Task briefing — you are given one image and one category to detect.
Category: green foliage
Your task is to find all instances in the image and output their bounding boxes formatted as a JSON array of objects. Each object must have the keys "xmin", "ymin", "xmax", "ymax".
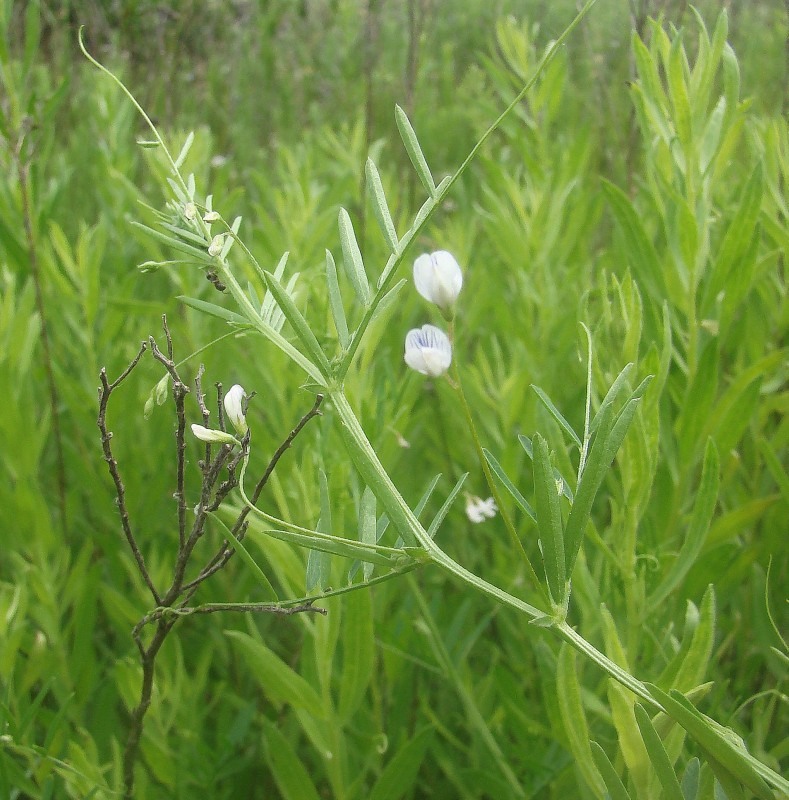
[{"xmin": 0, "ymin": 1, "xmax": 786, "ymax": 798}]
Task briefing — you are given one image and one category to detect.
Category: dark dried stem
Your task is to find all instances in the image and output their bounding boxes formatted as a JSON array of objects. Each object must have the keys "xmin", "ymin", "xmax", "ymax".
[
  {"xmin": 149, "ymin": 318, "xmax": 189, "ymax": 549},
  {"xmin": 123, "ymin": 618, "xmax": 173, "ymax": 799},
  {"xmin": 181, "ymin": 393, "xmax": 324, "ymax": 595},
  {"xmin": 97, "ymin": 344, "xmax": 161, "ymax": 604}
]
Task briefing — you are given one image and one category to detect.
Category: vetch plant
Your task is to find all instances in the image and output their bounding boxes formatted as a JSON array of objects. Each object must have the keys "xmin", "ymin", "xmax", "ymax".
[
  {"xmin": 97, "ymin": 318, "xmax": 326, "ymax": 799},
  {"xmin": 80, "ymin": 3, "xmax": 788, "ymax": 798}
]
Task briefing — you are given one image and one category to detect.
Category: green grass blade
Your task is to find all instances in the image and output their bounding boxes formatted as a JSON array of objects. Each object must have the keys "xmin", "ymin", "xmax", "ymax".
[
  {"xmin": 556, "ymin": 644, "xmax": 606, "ymax": 798},
  {"xmin": 590, "ymin": 742, "xmax": 633, "ymax": 800},
  {"xmin": 359, "ymin": 486, "xmax": 377, "ymax": 580},
  {"xmin": 226, "ymin": 631, "xmax": 326, "ymax": 718},
  {"xmin": 261, "ymin": 718, "xmax": 322, "ymax": 800},
  {"xmin": 325, "ymin": 249, "xmax": 349, "ymax": 348},
  {"xmin": 532, "ymin": 385, "xmax": 583, "ymax": 449},
  {"xmin": 483, "ymin": 448, "xmax": 537, "ymax": 522},
  {"xmin": 533, "ymin": 433, "xmax": 566, "ymax": 605},
  {"xmin": 634, "ymin": 703, "xmax": 685, "ymax": 798},
  {"xmin": 426, "ymin": 473, "xmax": 468, "ymax": 540},
  {"xmin": 648, "ymin": 440, "xmax": 719, "ymax": 610}
]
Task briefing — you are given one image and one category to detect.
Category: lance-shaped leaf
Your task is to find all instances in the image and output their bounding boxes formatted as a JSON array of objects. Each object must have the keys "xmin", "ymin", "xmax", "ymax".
[
  {"xmin": 359, "ymin": 487, "xmax": 377, "ymax": 581},
  {"xmin": 589, "ymin": 362, "xmax": 635, "ymax": 436},
  {"xmin": 178, "ymin": 296, "xmax": 249, "ymax": 326},
  {"xmin": 263, "ymin": 270, "xmax": 332, "ymax": 379},
  {"xmin": 518, "ymin": 436, "xmax": 574, "ymax": 502},
  {"xmin": 646, "ymin": 684, "xmax": 783, "ymax": 800},
  {"xmin": 395, "ymin": 104, "xmax": 437, "ymax": 196},
  {"xmin": 349, "ymin": 473, "xmax": 441, "ymax": 580},
  {"xmin": 306, "ymin": 471, "xmax": 333, "ymax": 592},
  {"xmin": 173, "ymin": 131, "xmax": 195, "ymax": 170},
  {"xmin": 564, "ymin": 375, "xmax": 652, "ymax": 576},
  {"xmin": 260, "ymin": 252, "xmax": 289, "ymax": 321},
  {"xmin": 210, "ymin": 513, "xmax": 277, "ymax": 600},
  {"xmin": 338, "ymin": 208, "xmax": 371, "ymax": 305},
  {"xmin": 590, "ymin": 743, "xmax": 632, "ymax": 800},
  {"xmin": 325, "ymin": 249, "xmax": 349, "ymax": 348},
  {"xmin": 557, "ymin": 645, "xmax": 606, "ymax": 797},
  {"xmin": 648, "ymin": 442, "xmax": 719, "ymax": 610},
  {"xmin": 483, "ymin": 448, "xmax": 537, "ymax": 522},
  {"xmin": 426, "ymin": 473, "xmax": 468, "ymax": 540},
  {"xmin": 131, "ymin": 221, "xmax": 216, "ymax": 266},
  {"xmin": 337, "ymin": 421, "xmax": 418, "ymax": 548},
  {"xmin": 532, "ymin": 386, "xmax": 583, "ymax": 449},
  {"xmin": 366, "ymin": 158, "xmax": 399, "ymax": 252},
  {"xmin": 533, "ymin": 433, "xmax": 566, "ymax": 605},
  {"xmin": 633, "ymin": 704, "xmax": 684, "ymax": 798},
  {"xmin": 369, "ymin": 278, "xmax": 406, "ymax": 327},
  {"xmin": 245, "ymin": 519, "xmax": 397, "ymax": 567}
]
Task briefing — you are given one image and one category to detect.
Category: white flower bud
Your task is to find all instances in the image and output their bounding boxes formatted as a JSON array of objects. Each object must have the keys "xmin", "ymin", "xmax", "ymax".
[
  {"xmin": 208, "ymin": 234, "xmax": 224, "ymax": 257},
  {"xmin": 190, "ymin": 424, "xmax": 239, "ymax": 446},
  {"xmin": 203, "ymin": 210, "xmax": 220, "ymax": 223},
  {"xmin": 223, "ymin": 384, "xmax": 248, "ymax": 436},
  {"xmin": 413, "ymin": 250, "xmax": 463, "ymax": 318},
  {"xmin": 184, "ymin": 202, "xmax": 197, "ymax": 221},
  {"xmin": 404, "ymin": 324, "xmax": 452, "ymax": 377}
]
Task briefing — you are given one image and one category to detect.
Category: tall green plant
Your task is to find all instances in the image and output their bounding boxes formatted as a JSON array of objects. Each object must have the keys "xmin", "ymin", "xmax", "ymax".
[{"xmin": 77, "ymin": 2, "xmax": 788, "ymax": 798}]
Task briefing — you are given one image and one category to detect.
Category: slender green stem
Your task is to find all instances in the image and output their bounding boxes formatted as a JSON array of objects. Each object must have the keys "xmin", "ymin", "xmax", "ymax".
[
  {"xmin": 215, "ymin": 260, "xmax": 328, "ymax": 385},
  {"xmin": 336, "ymin": 0, "xmax": 599, "ymax": 380},
  {"xmin": 449, "ymin": 352, "xmax": 547, "ymax": 602},
  {"xmin": 330, "ymin": 391, "xmax": 544, "ymax": 618},
  {"xmin": 79, "ymin": 29, "xmax": 188, "ymax": 199},
  {"xmin": 236, "ymin": 451, "xmax": 406, "ymax": 558}
]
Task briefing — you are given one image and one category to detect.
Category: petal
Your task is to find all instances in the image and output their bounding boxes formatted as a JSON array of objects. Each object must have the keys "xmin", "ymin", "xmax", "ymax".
[
  {"xmin": 191, "ymin": 424, "xmax": 239, "ymax": 445},
  {"xmin": 223, "ymin": 384, "xmax": 248, "ymax": 435}
]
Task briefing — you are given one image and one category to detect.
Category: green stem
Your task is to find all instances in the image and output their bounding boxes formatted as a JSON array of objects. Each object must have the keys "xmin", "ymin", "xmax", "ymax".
[
  {"xmin": 330, "ymin": 392, "xmax": 544, "ymax": 618},
  {"xmin": 330, "ymin": 391, "xmax": 667, "ymax": 713},
  {"xmin": 336, "ymin": 0, "xmax": 599, "ymax": 380},
  {"xmin": 449, "ymin": 353, "xmax": 547, "ymax": 603}
]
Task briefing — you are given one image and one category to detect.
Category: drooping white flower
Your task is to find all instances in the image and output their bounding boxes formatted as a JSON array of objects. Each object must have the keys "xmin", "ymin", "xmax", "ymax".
[
  {"xmin": 223, "ymin": 384, "xmax": 248, "ymax": 435},
  {"xmin": 190, "ymin": 424, "xmax": 239, "ymax": 446},
  {"xmin": 465, "ymin": 495, "xmax": 497, "ymax": 524},
  {"xmin": 413, "ymin": 250, "xmax": 463, "ymax": 318},
  {"xmin": 404, "ymin": 324, "xmax": 452, "ymax": 377},
  {"xmin": 203, "ymin": 210, "xmax": 220, "ymax": 223}
]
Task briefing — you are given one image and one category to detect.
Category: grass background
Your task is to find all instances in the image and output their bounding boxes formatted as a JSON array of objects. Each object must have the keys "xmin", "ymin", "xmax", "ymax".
[{"xmin": 0, "ymin": 0, "xmax": 787, "ymax": 797}]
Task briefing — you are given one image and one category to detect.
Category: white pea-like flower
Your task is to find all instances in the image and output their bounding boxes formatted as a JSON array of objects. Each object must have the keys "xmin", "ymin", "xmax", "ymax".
[
  {"xmin": 223, "ymin": 384, "xmax": 248, "ymax": 436},
  {"xmin": 465, "ymin": 495, "xmax": 497, "ymax": 524},
  {"xmin": 190, "ymin": 424, "xmax": 239, "ymax": 446},
  {"xmin": 404, "ymin": 324, "xmax": 452, "ymax": 377},
  {"xmin": 203, "ymin": 210, "xmax": 220, "ymax": 223},
  {"xmin": 413, "ymin": 250, "xmax": 463, "ymax": 318}
]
